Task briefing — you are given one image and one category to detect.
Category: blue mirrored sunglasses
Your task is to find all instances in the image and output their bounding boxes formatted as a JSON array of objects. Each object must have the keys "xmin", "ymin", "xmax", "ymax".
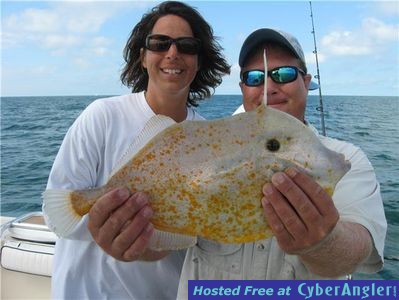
[{"xmin": 241, "ymin": 66, "xmax": 306, "ymax": 87}]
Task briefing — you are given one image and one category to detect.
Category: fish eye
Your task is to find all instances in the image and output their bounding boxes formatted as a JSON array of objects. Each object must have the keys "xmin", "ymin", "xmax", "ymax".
[{"xmin": 266, "ymin": 138, "xmax": 280, "ymax": 152}]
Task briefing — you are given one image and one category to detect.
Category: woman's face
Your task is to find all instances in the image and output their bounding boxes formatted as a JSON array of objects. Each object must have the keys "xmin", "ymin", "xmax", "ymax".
[{"xmin": 142, "ymin": 14, "xmax": 199, "ymax": 99}]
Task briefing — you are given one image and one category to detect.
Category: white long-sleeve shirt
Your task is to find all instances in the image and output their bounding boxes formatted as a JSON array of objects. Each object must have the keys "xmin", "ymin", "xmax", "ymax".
[
  {"xmin": 177, "ymin": 105, "xmax": 386, "ymax": 299},
  {"xmin": 45, "ymin": 92, "xmax": 204, "ymax": 299}
]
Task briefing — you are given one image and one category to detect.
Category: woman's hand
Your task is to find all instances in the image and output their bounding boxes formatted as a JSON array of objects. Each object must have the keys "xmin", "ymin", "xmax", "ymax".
[{"xmin": 88, "ymin": 188, "xmax": 157, "ymax": 261}]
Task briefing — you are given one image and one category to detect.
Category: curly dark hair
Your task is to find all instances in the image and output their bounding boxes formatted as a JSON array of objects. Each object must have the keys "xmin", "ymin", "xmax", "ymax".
[{"xmin": 120, "ymin": 1, "xmax": 230, "ymax": 107}]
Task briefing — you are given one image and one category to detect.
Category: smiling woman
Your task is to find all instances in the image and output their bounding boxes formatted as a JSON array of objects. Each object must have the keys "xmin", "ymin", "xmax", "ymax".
[{"xmin": 40, "ymin": 1, "xmax": 230, "ymax": 299}]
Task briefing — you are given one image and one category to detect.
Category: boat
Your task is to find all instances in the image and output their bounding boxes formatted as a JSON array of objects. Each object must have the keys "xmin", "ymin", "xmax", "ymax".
[{"xmin": 1, "ymin": 211, "xmax": 55, "ymax": 299}]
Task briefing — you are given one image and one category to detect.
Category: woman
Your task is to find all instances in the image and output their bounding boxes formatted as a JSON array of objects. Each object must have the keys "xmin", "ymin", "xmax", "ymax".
[{"xmin": 44, "ymin": 1, "xmax": 230, "ymax": 299}]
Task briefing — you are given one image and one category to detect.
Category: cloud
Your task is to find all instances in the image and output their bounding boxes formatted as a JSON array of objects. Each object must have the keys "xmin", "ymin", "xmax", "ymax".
[
  {"xmin": 320, "ymin": 17, "xmax": 398, "ymax": 57},
  {"xmin": 56, "ymin": 2, "xmax": 125, "ymax": 33},
  {"xmin": 3, "ymin": 64, "xmax": 57, "ymax": 77},
  {"xmin": 321, "ymin": 31, "xmax": 371, "ymax": 56},
  {"xmin": 92, "ymin": 36, "xmax": 111, "ymax": 46},
  {"xmin": 363, "ymin": 17, "xmax": 398, "ymax": 43},
  {"xmin": 73, "ymin": 57, "xmax": 91, "ymax": 69},
  {"xmin": 1, "ymin": 32, "xmax": 20, "ymax": 48},
  {"xmin": 2, "ymin": 2, "xmax": 132, "ymax": 50},
  {"xmin": 3, "ymin": 8, "xmax": 60, "ymax": 33},
  {"xmin": 92, "ymin": 47, "xmax": 108, "ymax": 56},
  {"xmin": 375, "ymin": 1, "xmax": 399, "ymax": 16},
  {"xmin": 1, "ymin": 1, "xmax": 145, "ymax": 96},
  {"xmin": 31, "ymin": 65, "xmax": 57, "ymax": 76},
  {"xmin": 43, "ymin": 34, "xmax": 81, "ymax": 48}
]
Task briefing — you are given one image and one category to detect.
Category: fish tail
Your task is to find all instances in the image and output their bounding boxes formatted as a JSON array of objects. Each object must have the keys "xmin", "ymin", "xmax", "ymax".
[
  {"xmin": 42, "ymin": 189, "xmax": 81, "ymax": 237},
  {"xmin": 149, "ymin": 229, "xmax": 197, "ymax": 250}
]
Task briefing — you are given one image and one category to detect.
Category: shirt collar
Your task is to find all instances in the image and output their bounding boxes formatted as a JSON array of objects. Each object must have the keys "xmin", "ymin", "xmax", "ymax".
[{"xmin": 305, "ymin": 120, "xmax": 321, "ymax": 136}]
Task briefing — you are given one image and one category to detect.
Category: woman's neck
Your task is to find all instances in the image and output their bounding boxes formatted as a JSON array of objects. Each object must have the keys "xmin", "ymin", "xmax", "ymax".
[{"xmin": 145, "ymin": 90, "xmax": 189, "ymax": 122}]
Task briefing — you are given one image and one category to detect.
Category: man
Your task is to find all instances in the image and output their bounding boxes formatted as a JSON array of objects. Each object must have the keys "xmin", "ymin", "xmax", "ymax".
[{"xmin": 177, "ymin": 28, "xmax": 386, "ymax": 297}]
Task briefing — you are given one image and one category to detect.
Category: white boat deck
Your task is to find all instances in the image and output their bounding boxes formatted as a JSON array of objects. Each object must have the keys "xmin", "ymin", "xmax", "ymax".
[
  {"xmin": 1, "ymin": 267, "xmax": 51, "ymax": 299},
  {"xmin": 1, "ymin": 214, "xmax": 53, "ymax": 299}
]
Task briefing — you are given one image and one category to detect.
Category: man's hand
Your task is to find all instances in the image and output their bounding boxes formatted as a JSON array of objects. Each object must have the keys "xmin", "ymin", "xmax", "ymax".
[
  {"xmin": 262, "ymin": 167, "xmax": 373, "ymax": 277},
  {"xmin": 88, "ymin": 188, "xmax": 160, "ymax": 261},
  {"xmin": 261, "ymin": 167, "xmax": 339, "ymax": 254}
]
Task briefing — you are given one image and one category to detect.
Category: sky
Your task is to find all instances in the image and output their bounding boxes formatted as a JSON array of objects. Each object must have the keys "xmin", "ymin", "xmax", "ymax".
[{"xmin": 1, "ymin": 1, "xmax": 398, "ymax": 97}]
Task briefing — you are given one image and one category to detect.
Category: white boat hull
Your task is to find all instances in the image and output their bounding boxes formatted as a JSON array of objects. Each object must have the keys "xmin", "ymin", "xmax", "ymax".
[{"xmin": 1, "ymin": 212, "xmax": 55, "ymax": 299}]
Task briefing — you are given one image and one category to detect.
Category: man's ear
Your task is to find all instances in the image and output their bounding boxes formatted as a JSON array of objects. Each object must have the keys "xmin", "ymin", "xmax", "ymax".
[
  {"xmin": 304, "ymin": 74, "xmax": 312, "ymax": 90},
  {"xmin": 239, "ymin": 81, "xmax": 244, "ymax": 93}
]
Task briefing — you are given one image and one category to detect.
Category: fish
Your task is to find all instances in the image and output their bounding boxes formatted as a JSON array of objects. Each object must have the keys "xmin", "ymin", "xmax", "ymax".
[
  {"xmin": 42, "ymin": 52, "xmax": 351, "ymax": 250},
  {"xmin": 42, "ymin": 106, "xmax": 351, "ymax": 250}
]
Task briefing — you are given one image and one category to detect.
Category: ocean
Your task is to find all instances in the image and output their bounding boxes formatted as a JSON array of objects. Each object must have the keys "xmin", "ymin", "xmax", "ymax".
[{"xmin": 1, "ymin": 94, "xmax": 398, "ymax": 279}]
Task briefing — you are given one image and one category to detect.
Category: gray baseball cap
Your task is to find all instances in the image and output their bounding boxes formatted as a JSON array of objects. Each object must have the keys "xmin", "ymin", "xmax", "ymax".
[{"xmin": 239, "ymin": 28, "xmax": 319, "ymax": 90}]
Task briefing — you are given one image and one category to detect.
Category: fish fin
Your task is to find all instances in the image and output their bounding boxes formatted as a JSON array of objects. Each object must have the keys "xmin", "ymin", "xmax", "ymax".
[
  {"xmin": 149, "ymin": 229, "xmax": 197, "ymax": 251},
  {"xmin": 42, "ymin": 189, "xmax": 81, "ymax": 237},
  {"xmin": 110, "ymin": 115, "xmax": 177, "ymax": 178},
  {"xmin": 256, "ymin": 103, "xmax": 267, "ymax": 114},
  {"xmin": 263, "ymin": 48, "xmax": 268, "ymax": 107}
]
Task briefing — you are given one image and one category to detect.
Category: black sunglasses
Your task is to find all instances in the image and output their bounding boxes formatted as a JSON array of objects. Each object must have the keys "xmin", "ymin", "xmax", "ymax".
[
  {"xmin": 145, "ymin": 34, "xmax": 201, "ymax": 55},
  {"xmin": 241, "ymin": 66, "xmax": 306, "ymax": 87}
]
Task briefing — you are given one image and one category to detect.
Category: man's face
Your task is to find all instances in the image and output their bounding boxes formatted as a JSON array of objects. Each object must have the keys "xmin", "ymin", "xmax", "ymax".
[{"xmin": 239, "ymin": 45, "xmax": 311, "ymax": 122}]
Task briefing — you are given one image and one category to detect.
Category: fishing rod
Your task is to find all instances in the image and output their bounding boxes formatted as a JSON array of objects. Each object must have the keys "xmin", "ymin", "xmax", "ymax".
[{"xmin": 309, "ymin": 1, "xmax": 326, "ymax": 136}]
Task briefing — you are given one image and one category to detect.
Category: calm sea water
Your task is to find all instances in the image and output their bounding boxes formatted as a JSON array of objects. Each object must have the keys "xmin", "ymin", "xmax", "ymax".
[{"xmin": 1, "ymin": 95, "xmax": 398, "ymax": 279}]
